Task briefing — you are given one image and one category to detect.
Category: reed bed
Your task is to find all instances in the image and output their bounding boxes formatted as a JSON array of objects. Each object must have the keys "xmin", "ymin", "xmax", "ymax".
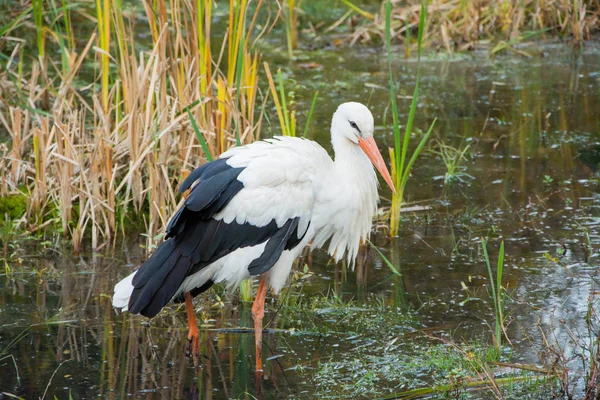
[
  {"xmin": 339, "ymin": 0, "xmax": 600, "ymax": 50},
  {"xmin": 0, "ymin": 0, "xmax": 273, "ymax": 253}
]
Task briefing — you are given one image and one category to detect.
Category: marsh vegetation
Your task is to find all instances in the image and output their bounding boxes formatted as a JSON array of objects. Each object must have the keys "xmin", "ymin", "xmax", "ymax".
[{"xmin": 1, "ymin": 0, "xmax": 600, "ymax": 399}]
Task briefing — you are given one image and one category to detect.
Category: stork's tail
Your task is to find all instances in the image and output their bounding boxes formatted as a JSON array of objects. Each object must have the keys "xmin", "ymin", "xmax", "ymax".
[{"xmin": 112, "ymin": 271, "xmax": 136, "ymax": 311}]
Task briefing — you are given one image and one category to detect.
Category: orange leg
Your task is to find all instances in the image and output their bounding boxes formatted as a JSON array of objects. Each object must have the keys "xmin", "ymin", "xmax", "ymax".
[
  {"xmin": 252, "ymin": 274, "xmax": 268, "ymax": 373},
  {"xmin": 184, "ymin": 292, "xmax": 200, "ymax": 366}
]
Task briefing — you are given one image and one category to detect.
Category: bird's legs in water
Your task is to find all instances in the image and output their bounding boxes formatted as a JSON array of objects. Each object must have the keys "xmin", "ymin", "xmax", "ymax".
[
  {"xmin": 252, "ymin": 274, "xmax": 268, "ymax": 373},
  {"xmin": 184, "ymin": 292, "xmax": 200, "ymax": 366}
]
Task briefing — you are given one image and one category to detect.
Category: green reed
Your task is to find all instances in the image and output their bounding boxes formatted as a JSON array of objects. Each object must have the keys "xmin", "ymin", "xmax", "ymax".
[
  {"xmin": 482, "ymin": 238, "xmax": 506, "ymax": 351},
  {"xmin": 386, "ymin": 0, "xmax": 435, "ymax": 236}
]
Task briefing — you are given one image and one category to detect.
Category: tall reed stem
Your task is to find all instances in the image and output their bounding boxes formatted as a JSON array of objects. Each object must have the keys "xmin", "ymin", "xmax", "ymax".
[
  {"xmin": 482, "ymin": 238, "xmax": 506, "ymax": 350},
  {"xmin": 386, "ymin": 0, "xmax": 435, "ymax": 236},
  {"xmin": 95, "ymin": 0, "xmax": 111, "ymax": 115}
]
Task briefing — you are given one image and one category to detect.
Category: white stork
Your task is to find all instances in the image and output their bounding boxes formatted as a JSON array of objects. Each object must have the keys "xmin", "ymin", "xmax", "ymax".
[{"xmin": 112, "ymin": 102, "xmax": 395, "ymax": 372}]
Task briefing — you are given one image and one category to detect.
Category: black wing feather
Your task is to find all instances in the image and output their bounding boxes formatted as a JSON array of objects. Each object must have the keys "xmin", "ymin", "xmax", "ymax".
[
  {"xmin": 137, "ymin": 255, "xmax": 191, "ymax": 317},
  {"xmin": 179, "ymin": 158, "xmax": 233, "ymax": 193},
  {"xmin": 248, "ymin": 218, "xmax": 300, "ymax": 275},
  {"xmin": 285, "ymin": 220, "xmax": 310, "ymax": 251},
  {"xmin": 184, "ymin": 167, "xmax": 244, "ymax": 212},
  {"xmin": 164, "ymin": 206, "xmax": 186, "ymax": 238},
  {"xmin": 202, "ymin": 179, "xmax": 244, "ymax": 216},
  {"xmin": 183, "ymin": 219, "xmax": 281, "ymax": 277},
  {"xmin": 128, "ymin": 249, "xmax": 182, "ymax": 316},
  {"xmin": 131, "ymin": 239, "xmax": 177, "ymax": 287}
]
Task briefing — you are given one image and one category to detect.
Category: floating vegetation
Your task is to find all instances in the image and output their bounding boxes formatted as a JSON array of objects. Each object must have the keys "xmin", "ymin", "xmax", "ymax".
[
  {"xmin": 431, "ymin": 141, "xmax": 474, "ymax": 185},
  {"xmin": 314, "ymin": 338, "xmax": 551, "ymax": 399}
]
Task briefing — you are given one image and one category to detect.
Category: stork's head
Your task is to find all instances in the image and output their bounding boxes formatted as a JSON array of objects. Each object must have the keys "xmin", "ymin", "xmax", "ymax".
[{"xmin": 331, "ymin": 102, "xmax": 396, "ymax": 193}]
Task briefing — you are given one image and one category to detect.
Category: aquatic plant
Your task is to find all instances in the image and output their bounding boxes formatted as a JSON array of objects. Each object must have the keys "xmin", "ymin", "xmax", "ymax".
[
  {"xmin": 314, "ymin": 333, "xmax": 546, "ymax": 399},
  {"xmin": 0, "ymin": 194, "xmax": 27, "ymax": 220},
  {"xmin": 386, "ymin": 0, "xmax": 435, "ymax": 236},
  {"xmin": 431, "ymin": 141, "xmax": 474, "ymax": 185},
  {"xmin": 482, "ymin": 238, "xmax": 507, "ymax": 351}
]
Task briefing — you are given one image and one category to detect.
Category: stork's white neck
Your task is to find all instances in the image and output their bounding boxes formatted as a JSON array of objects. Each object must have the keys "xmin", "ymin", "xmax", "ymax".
[
  {"xmin": 318, "ymin": 132, "xmax": 379, "ymax": 266},
  {"xmin": 331, "ymin": 132, "xmax": 374, "ymax": 178}
]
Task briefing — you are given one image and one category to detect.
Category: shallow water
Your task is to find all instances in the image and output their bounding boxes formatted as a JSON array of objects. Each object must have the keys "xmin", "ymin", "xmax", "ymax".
[{"xmin": 2, "ymin": 44, "xmax": 600, "ymax": 399}]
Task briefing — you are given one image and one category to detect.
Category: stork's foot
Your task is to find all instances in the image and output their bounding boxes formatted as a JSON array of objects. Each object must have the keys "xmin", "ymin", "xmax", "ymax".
[{"xmin": 185, "ymin": 331, "xmax": 200, "ymax": 365}]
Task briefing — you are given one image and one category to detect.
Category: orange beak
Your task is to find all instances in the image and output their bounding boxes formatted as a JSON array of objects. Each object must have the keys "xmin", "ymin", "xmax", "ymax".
[{"xmin": 358, "ymin": 137, "xmax": 396, "ymax": 194}]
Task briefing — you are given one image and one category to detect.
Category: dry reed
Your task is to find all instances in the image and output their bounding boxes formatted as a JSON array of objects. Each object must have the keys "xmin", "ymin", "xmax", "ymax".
[
  {"xmin": 339, "ymin": 0, "xmax": 600, "ymax": 50},
  {"xmin": 0, "ymin": 0, "xmax": 275, "ymax": 253}
]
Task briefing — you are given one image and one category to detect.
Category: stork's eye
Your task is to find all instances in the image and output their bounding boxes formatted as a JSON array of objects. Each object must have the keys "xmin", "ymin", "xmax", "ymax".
[{"xmin": 349, "ymin": 120, "xmax": 361, "ymax": 133}]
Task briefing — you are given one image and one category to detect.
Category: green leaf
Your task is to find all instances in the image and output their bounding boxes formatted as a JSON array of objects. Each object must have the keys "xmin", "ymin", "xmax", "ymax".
[
  {"xmin": 302, "ymin": 91, "xmax": 319, "ymax": 138},
  {"xmin": 368, "ymin": 239, "xmax": 401, "ymax": 276},
  {"xmin": 187, "ymin": 110, "xmax": 213, "ymax": 161}
]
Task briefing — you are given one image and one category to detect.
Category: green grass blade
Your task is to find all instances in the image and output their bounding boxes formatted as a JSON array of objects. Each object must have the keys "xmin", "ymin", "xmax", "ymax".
[
  {"xmin": 482, "ymin": 237, "xmax": 502, "ymax": 348},
  {"xmin": 61, "ymin": 0, "xmax": 72, "ymax": 47},
  {"xmin": 416, "ymin": 2, "xmax": 426, "ymax": 59},
  {"xmin": 385, "ymin": 0, "xmax": 400, "ymax": 185},
  {"xmin": 400, "ymin": 82, "xmax": 419, "ymax": 175},
  {"xmin": 400, "ymin": 118, "xmax": 436, "ymax": 190},
  {"xmin": 337, "ymin": 0, "xmax": 374, "ymax": 20},
  {"xmin": 497, "ymin": 241, "xmax": 504, "ymax": 294},
  {"xmin": 0, "ymin": 6, "xmax": 32, "ymax": 37},
  {"xmin": 187, "ymin": 110, "xmax": 213, "ymax": 161},
  {"xmin": 400, "ymin": 2, "xmax": 426, "ymax": 181},
  {"xmin": 481, "ymin": 238, "xmax": 498, "ymax": 312},
  {"xmin": 32, "ymin": 0, "xmax": 44, "ymax": 57},
  {"xmin": 277, "ymin": 69, "xmax": 292, "ymax": 136},
  {"xmin": 497, "ymin": 240, "xmax": 505, "ymax": 330},
  {"xmin": 48, "ymin": 0, "xmax": 69, "ymax": 75},
  {"xmin": 302, "ymin": 91, "xmax": 318, "ymax": 138},
  {"xmin": 23, "ymin": 104, "xmax": 52, "ymax": 117},
  {"xmin": 177, "ymin": 99, "xmax": 201, "ymax": 116},
  {"xmin": 368, "ymin": 239, "xmax": 401, "ymax": 276}
]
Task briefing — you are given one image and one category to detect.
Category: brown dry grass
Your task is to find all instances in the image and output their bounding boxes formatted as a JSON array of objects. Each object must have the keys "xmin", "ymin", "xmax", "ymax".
[
  {"xmin": 0, "ymin": 0, "xmax": 275, "ymax": 253},
  {"xmin": 339, "ymin": 0, "xmax": 600, "ymax": 51}
]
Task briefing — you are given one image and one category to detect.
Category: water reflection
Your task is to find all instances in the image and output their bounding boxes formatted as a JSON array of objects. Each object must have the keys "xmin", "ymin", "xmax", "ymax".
[{"xmin": 0, "ymin": 251, "xmax": 300, "ymax": 399}]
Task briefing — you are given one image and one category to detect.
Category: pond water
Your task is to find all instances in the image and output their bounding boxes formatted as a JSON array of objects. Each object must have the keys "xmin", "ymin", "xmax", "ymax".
[{"xmin": 2, "ymin": 44, "xmax": 600, "ymax": 399}]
